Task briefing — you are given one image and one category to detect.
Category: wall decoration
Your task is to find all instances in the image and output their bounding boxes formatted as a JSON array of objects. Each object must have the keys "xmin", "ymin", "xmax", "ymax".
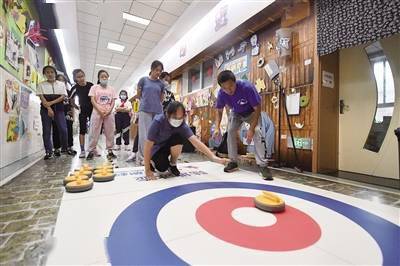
[
  {"xmin": 170, "ymin": 80, "xmax": 178, "ymax": 94},
  {"xmin": 223, "ymin": 54, "xmax": 248, "ymax": 76},
  {"xmin": 6, "ymin": 116, "xmax": 19, "ymax": 142},
  {"xmin": 322, "ymin": 70, "xmax": 334, "ymax": 88},
  {"xmin": 237, "ymin": 41, "xmax": 247, "ymax": 53},
  {"xmin": 241, "ymin": 73, "xmax": 248, "ymax": 80},
  {"xmin": 190, "ymin": 89, "xmax": 210, "ymax": 108},
  {"xmin": 257, "ymin": 57, "xmax": 265, "ymax": 68},
  {"xmin": 12, "ymin": 7, "xmax": 26, "ymax": 33},
  {"xmin": 295, "ymin": 122, "xmax": 304, "ymax": 129},
  {"xmin": 25, "ymin": 21, "xmax": 47, "ymax": 47},
  {"xmin": 4, "ymin": 77, "xmax": 20, "ymax": 114},
  {"xmin": 266, "ymin": 41, "xmax": 274, "ymax": 52},
  {"xmin": 3, "ymin": 0, "xmax": 14, "ymax": 13},
  {"xmin": 250, "ymin": 34, "xmax": 259, "ymax": 56},
  {"xmin": 20, "ymin": 85, "xmax": 30, "ymax": 109},
  {"xmin": 287, "ymin": 136, "xmax": 312, "ymax": 150},
  {"xmin": 214, "ymin": 54, "xmax": 224, "ymax": 69},
  {"xmin": 276, "ymin": 28, "xmax": 292, "ymax": 57},
  {"xmin": 209, "ymin": 86, "xmax": 220, "ymax": 107},
  {"xmin": 5, "ymin": 29, "xmax": 20, "ymax": 70},
  {"xmin": 300, "ymin": 95, "xmax": 309, "ymax": 107},
  {"xmin": 271, "ymin": 95, "xmax": 279, "ymax": 109},
  {"xmin": 0, "ymin": 20, "xmax": 5, "ymax": 47},
  {"xmin": 255, "ymin": 78, "xmax": 266, "ymax": 93},
  {"xmin": 23, "ymin": 59, "xmax": 31, "ymax": 84},
  {"xmin": 192, "ymin": 115, "xmax": 201, "ymax": 138},
  {"xmin": 316, "ymin": 0, "xmax": 400, "ymax": 56},
  {"xmin": 214, "ymin": 4, "xmax": 228, "ymax": 32},
  {"xmin": 286, "ymin": 92, "xmax": 300, "ymax": 115},
  {"xmin": 225, "ymin": 46, "xmax": 235, "ymax": 61}
]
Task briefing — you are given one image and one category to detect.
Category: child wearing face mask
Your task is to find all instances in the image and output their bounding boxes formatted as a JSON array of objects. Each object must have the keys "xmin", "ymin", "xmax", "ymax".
[
  {"xmin": 86, "ymin": 70, "xmax": 117, "ymax": 160},
  {"xmin": 114, "ymin": 90, "xmax": 132, "ymax": 151}
]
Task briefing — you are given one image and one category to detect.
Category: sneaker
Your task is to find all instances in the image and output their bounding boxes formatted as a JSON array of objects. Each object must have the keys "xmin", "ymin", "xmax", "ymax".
[
  {"xmin": 260, "ymin": 166, "xmax": 273, "ymax": 181},
  {"xmin": 68, "ymin": 148, "xmax": 77, "ymax": 155},
  {"xmin": 168, "ymin": 165, "xmax": 181, "ymax": 176},
  {"xmin": 79, "ymin": 151, "xmax": 86, "ymax": 158},
  {"xmin": 126, "ymin": 153, "xmax": 136, "ymax": 162},
  {"xmin": 86, "ymin": 152, "xmax": 94, "ymax": 160},
  {"xmin": 124, "ymin": 145, "xmax": 131, "ymax": 151},
  {"xmin": 107, "ymin": 150, "xmax": 117, "ymax": 159},
  {"xmin": 44, "ymin": 152, "xmax": 53, "ymax": 160},
  {"xmin": 224, "ymin": 162, "xmax": 239, "ymax": 173},
  {"xmin": 114, "ymin": 145, "xmax": 121, "ymax": 151},
  {"xmin": 93, "ymin": 150, "xmax": 102, "ymax": 157},
  {"xmin": 54, "ymin": 149, "xmax": 61, "ymax": 157}
]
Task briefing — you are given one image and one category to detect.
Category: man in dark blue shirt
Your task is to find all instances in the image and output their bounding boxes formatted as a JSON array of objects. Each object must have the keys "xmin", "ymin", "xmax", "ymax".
[{"xmin": 144, "ymin": 101, "xmax": 229, "ymax": 180}]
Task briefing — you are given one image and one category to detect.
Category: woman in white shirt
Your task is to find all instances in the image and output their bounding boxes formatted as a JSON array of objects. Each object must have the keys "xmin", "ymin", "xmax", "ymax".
[{"xmin": 36, "ymin": 66, "xmax": 73, "ymax": 159}]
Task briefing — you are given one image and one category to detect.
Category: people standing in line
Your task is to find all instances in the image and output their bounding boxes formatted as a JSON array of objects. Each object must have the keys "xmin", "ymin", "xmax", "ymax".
[
  {"xmin": 135, "ymin": 60, "xmax": 165, "ymax": 163},
  {"xmin": 51, "ymin": 74, "xmax": 77, "ymax": 156},
  {"xmin": 213, "ymin": 70, "xmax": 273, "ymax": 180},
  {"xmin": 70, "ymin": 69, "xmax": 94, "ymax": 158},
  {"xmin": 36, "ymin": 66, "xmax": 73, "ymax": 159},
  {"xmin": 114, "ymin": 90, "xmax": 132, "ymax": 151},
  {"xmin": 160, "ymin": 72, "xmax": 175, "ymax": 111},
  {"xmin": 86, "ymin": 70, "xmax": 117, "ymax": 160}
]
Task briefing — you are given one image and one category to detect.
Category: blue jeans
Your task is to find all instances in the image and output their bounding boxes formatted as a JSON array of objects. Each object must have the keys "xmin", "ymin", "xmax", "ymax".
[{"xmin": 40, "ymin": 108, "xmax": 68, "ymax": 153}]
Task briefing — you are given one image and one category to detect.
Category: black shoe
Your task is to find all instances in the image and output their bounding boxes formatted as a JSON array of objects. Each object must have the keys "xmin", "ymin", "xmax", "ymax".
[
  {"xmin": 54, "ymin": 149, "xmax": 61, "ymax": 157},
  {"xmin": 86, "ymin": 152, "xmax": 94, "ymax": 160},
  {"xmin": 107, "ymin": 151, "xmax": 117, "ymax": 159},
  {"xmin": 44, "ymin": 152, "xmax": 53, "ymax": 160},
  {"xmin": 168, "ymin": 165, "xmax": 180, "ymax": 176},
  {"xmin": 260, "ymin": 166, "xmax": 273, "ymax": 181},
  {"xmin": 224, "ymin": 162, "xmax": 239, "ymax": 173},
  {"xmin": 68, "ymin": 148, "xmax": 77, "ymax": 155}
]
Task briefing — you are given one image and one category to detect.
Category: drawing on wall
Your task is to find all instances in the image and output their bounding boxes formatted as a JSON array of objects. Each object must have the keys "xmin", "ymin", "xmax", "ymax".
[
  {"xmin": 4, "ymin": 78, "xmax": 20, "ymax": 114},
  {"xmin": 25, "ymin": 21, "xmax": 47, "ymax": 47},
  {"xmin": 20, "ymin": 85, "xmax": 30, "ymax": 109},
  {"xmin": 6, "ymin": 116, "xmax": 19, "ymax": 142},
  {"xmin": 27, "ymin": 43, "xmax": 39, "ymax": 69},
  {"xmin": 0, "ymin": 19, "xmax": 5, "ymax": 47},
  {"xmin": 5, "ymin": 30, "xmax": 21, "ymax": 70},
  {"xmin": 214, "ymin": 4, "xmax": 228, "ymax": 32},
  {"xmin": 209, "ymin": 86, "xmax": 220, "ymax": 107}
]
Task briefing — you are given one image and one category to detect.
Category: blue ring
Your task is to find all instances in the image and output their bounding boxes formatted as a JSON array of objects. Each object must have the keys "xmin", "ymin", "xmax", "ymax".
[{"xmin": 106, "ymin": 182, "xmax": 399, "ymax": 265}]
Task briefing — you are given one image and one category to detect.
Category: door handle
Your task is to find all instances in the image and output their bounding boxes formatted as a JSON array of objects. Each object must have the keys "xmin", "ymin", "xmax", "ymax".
[{"xmin": 340, "ymin": 99, "xmax": 349, "ymax": 114}]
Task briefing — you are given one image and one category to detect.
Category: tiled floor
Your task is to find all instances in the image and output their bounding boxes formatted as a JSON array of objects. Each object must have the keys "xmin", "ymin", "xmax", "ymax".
[{"xmin": 0, "ymin": 148, "xmax": 399, "ymax": 265}]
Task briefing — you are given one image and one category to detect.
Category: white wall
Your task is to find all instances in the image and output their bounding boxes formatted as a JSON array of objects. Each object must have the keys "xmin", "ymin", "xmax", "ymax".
[
  {"xmin": 122, "ymin": 0, "xmax": 275, "ymax": 91},
  {"xmin": 339, "ymin": 35, "xmax": 400, "ymax": 179}
]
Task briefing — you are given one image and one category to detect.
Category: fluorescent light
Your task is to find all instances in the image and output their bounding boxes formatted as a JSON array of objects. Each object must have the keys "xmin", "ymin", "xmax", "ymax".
[
  {"xmin": 107, "ymin": 42, "xmax": 125, "ymax": 52},
  {"xmin": 96, "ymin": 64, "xmax": 122, "ymax": 70},
  {"xmin": 54, "ymin": 29, "xmax": 73, "ymax": 80},
  {"xmin": 123, "ymin": 12, "xmax": 150, "ymax": 25}
]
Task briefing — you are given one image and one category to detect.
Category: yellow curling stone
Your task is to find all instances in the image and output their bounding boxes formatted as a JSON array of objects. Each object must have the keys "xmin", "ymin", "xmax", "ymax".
[
  {"xmin": 64, "ymin": 174, "xmax": 89, "ymax": 186},
  {"xmin": 65, "ymin": 178, "xmax": 93, "ymax": 193},
  {"xmin": 93, "ymin": 170, "xmax": 115, "ymax": 182},
  {"xmin": 71, "ymin": 170, "xmax": 93, "ymax": 179},
  {"xmin": 94, "ymin": 168, "xmax": 114, "ymax": 174},
  {"xmin": 254, "ymin": 191, "xmax": 285, "ymax": 213}
]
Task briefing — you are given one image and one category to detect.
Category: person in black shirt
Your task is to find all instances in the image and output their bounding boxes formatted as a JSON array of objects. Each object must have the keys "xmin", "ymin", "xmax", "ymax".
[
  {"xmin": 160, "ymin": 72, "xmax": 175, "ymax": 111},
  {"xmin": 52, "ymin": 74, "xmax": 77, "ymax": 156},
  {"xmin": 70, "ymin": 69, "xmax": 94, "ymax": 158}
]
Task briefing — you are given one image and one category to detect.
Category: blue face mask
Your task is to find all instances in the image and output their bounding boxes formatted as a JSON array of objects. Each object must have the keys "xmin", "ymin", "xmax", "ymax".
[{"xmin": 100, "ymin": 79, "xmax": 108, "ymax": 87}]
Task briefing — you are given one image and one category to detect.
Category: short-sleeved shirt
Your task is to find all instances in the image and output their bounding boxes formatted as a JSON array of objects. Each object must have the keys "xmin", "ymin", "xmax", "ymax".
[
  {"xmin": 88, "ymin": 85, "xmax": 117, "ymax": 113},
  {"xmin": 138, "ymin": 77, "xmax": 165, "ymax": 114},
  {"xmin": 70, "ymin": 82, "xmax": 94, "ymax": 113},
  {"xmin": 216, "ymin": 80, "xmax": 261, "ymax": 116},
  {"xmin": 36, "ymin": 80, "xmax": 67, "ymax": 111},
  {"xmin": 147, "ymin": 114, "xmax": 194, "ymax": 156},
  {"xmin": 114, "ymin": 99, "xmax": 132, "ymax": 113}
]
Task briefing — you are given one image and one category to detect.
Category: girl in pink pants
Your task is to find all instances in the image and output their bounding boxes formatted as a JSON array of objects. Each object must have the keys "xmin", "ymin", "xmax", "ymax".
[{"xmin": 86, "ymin": 70, "xmax": 117, "ymax": 160}]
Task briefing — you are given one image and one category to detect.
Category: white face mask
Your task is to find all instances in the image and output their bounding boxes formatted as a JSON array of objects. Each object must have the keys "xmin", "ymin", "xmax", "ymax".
[
  {"xmin": 169, "ymin": 118, "xmax": 183, "ymax": 127},
  {"xmin": 120, "ymin": 95, "xmax": 127, "ymax": 100},
  {"xmin": 100, "ymin": 79, "xmax": 108, "ymax": 87}
]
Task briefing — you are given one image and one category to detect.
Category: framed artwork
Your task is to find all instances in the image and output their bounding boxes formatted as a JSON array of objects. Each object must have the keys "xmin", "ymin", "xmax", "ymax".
[{"xmin": 5, "ymin": 29, "xmax": 20, "ymax": 70}]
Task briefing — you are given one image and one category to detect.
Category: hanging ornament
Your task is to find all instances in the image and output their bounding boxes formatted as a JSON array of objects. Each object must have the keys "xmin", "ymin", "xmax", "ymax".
[
  {"xmin": 271, "ymin": 95, "xmax": 279, "ymax": 109},
  {"xmin": 255, "ymin": 78, "xmax": 266, "ymax": 93},
  {"xmin": 250, "ymin": 34, "xmax": 259, "ymax": 56},
  {"xmin": 215, "ymin": 54, "xmax": 224, "ymax": 69},
  {"xmin": 237, "ymin": 41, "xmax": 248, "ymax": 53},
  {"xmin": 300, "ymin": 95, "xmax": 309, "ymax": 107},
  {"xmin": 257, "ymin": 57, "xmax": 265, "ymax": 68},
  {"xmin": 25, "ymin": 21, "xmax": 47, "ymax": 47},
  {"xmin": 266, "ymin": 41, "xmax": 274, "ymax": 53},
  {"xmin": 295, "ymin": 122, "xmax": 304, "ymax": 129}
]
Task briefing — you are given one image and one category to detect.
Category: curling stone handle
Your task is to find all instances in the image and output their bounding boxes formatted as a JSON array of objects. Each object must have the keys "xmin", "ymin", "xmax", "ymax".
[{"xmin": 262, "ymin": 191, "xmax": 280, "ymax": 202}]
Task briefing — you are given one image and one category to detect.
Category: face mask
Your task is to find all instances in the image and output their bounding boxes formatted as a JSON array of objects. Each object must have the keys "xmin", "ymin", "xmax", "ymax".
[
  {"xmin": 100, "ymin": 79, "xmax": 108, "ymax": 87},
  {"xmin": 169, "ymin": 118, "xmax": 183, "ymax": 128},
  {"xmin": 120, "ymin": 95, "xmax": 127, "ymax": 100}
]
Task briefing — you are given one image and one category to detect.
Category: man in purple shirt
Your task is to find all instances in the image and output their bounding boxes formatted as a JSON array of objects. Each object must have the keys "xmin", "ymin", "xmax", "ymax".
[
  {"xmin": 214, "ymin": 70, "xmax": 273, "ymax": 180},
  {"xmin": 144, "ymin": 101, "xmax": 229, "ymax": 180}
]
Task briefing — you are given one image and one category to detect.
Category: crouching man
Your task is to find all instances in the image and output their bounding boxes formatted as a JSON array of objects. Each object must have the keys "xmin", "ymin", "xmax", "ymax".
[
  {"xmin": 213, "ymin": 70, "xmax": 273, "ymax": 180},
  {"xmin": 144, "ymin": 101, "xmax": 229, "ymax": 180}
]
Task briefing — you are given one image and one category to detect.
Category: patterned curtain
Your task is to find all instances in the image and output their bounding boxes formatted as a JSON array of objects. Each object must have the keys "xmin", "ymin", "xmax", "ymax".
[{"xmin": 316, "ymin": 0, "xmax": 400, "ymax": 56}]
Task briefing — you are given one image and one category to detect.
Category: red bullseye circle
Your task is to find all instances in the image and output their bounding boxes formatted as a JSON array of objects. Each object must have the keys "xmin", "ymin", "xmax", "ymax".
[{"xmin": 196, "ymin": 196, "xmax": 321, "ymax": 251}]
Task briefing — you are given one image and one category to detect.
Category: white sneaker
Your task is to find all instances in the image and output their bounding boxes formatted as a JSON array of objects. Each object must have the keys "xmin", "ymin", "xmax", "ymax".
[
  {"xmin": 114, "ymin": 145, "xmax": 121, "ymax": 151},
  {"xmin": 79, "ymin": 151, "xmax": 86, "ymax": 158},
  {"xmin": 126, "ymin": 153, "xmax": 136, "ymax": 162},
  {"xmin": 124, "ymin": 145, "xmax": 131, "ymax": 151}
]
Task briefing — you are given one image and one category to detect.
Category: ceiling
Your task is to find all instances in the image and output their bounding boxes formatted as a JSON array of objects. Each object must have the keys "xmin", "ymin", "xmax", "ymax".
[{"xmin": 75, "ymin": 0, "xmax": 194, "ymax": 87}]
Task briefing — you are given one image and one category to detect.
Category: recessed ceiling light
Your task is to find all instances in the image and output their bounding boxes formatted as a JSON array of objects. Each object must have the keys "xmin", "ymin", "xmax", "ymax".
[
  {"xmin": 122, "ymin": 12, "xmax": 150, "ymax": 26},
  {"xmin": 107, "ymin": 42, "xmax": 125, "ymax": 52},
  {"xmin": 96, "ymin": 64, "xmax": 122, "ymax": 70}
]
